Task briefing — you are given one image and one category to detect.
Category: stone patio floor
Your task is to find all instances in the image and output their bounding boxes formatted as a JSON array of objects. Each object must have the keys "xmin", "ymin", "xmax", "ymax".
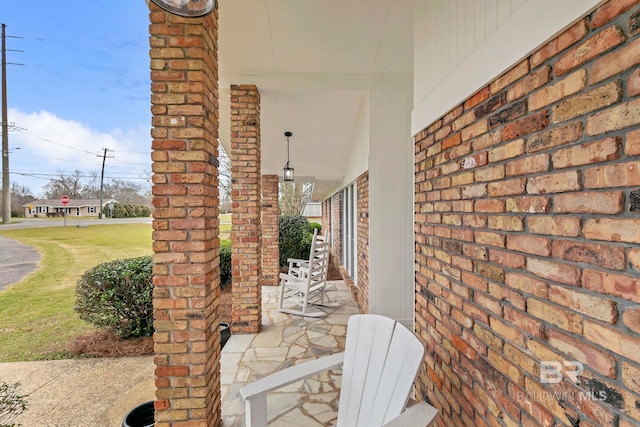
[{"xmin": 222, "ymin": 280, "xmax": 360, "ymax": 427}]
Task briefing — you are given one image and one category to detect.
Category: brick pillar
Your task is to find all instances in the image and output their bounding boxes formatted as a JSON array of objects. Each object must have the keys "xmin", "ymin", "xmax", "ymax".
[
  {"xmin": 356, "ymin": 171, "xmax": 370, "ymax": 313},
  {"xmin": 331, "ymin": 192, "xmax": 343, "ymax": 264},
  {"xmin": 261, "ymin": 175, "xmax": 279, "ymax": 286},
  {"xmin": 230, "ymin": 85, "xmax": 262, "ymax": 334},
  {"xmin": 149, "ymin": 4, "xmax": 221, "ymax": 427},
  {"xmin": 322, "ymin": 199, "xmax": 330, "ymax": 233}
]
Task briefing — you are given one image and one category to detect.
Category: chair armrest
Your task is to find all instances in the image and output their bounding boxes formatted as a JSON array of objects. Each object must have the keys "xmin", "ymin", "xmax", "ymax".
[
  {"xmin": 287, "ymin": 258, "xmax": 308, "ymax": 266},
  {"xmin": 382, "ymin": 401, "xmax": 438, "ymax": 427},
  {"xmin": 279, "ymin": 272, "xmax": 304, "ymax": 282},
  {"xmin": 240, "ymin": 352, "xmax": 344, "ymax": 400}
]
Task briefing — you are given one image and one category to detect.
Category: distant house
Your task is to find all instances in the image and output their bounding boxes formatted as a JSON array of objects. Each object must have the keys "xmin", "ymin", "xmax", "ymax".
[{"xmin": 22, "ymin": 199, "xmax": 117, "ymax": 218}]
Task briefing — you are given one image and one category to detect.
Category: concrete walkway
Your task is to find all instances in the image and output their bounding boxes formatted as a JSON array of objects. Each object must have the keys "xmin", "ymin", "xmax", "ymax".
[
  {"xmin": 0, "ymin": 282, "xmax": 358, "ymax": 426},
  {"xmin": 0, "ymin": 356, "xmax": 155, "ymax": 427}
]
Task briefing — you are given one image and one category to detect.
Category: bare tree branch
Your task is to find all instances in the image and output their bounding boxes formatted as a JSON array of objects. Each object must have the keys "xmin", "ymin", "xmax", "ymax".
[{"xmin": 279, "ymin": 182, "xmax": 312, "ymax": 215}]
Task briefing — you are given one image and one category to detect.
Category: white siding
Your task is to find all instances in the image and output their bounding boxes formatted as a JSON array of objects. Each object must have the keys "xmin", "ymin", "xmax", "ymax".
[
  {"xmin": 414, "ymin": 0, "xmax": 528, "ymax": 106},
  {"xmin": 342, "ymin": 94, "xmax": 370, "ymax": 187},
  {"xmin": 412, "ymin": 0, "xmax": 606, "ymax": 135},
  {"xmin": 369, "ymin": 71, "xmax": 414, "ymax": 327}
]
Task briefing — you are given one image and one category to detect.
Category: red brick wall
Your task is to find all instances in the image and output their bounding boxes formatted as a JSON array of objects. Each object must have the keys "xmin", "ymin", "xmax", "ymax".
[
  {"xmin": 149, "ymin": 5, "xmax": 221, "ymax": 426},
  {"xmin": 261, "ymin": 174, "xmax": 279, "ymax": 286},
  {"xmin": 357, "ymin": 171, "xmax": 370, "ymax": 313},
  {"xmin": 414, "ymin": 2, "xmax": 640, "ymax": 426},
  {"xmin": 330, "ymin": 192, "xmax": 343, "ymax": 271},
  {"xmin": 322, "ymin": 198, "xmax": 331, "ymax": 236},
  {"xmin": 230, "ymin": 84, "xmax": 262, "ymax": 334}
]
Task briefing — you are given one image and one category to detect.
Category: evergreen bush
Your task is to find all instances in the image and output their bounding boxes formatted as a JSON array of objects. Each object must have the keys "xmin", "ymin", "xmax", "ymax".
[
  {"xmin": 220, "ymin": 239, "xmax": 232, "ymax": 289},
  {"xmin": 307, "ymin": 221, "xmax": 322, "ymax": 233},
  {"xmin": 109, "ymin": 202, "xmax": 151, "ymax": 218},
  {"xmin": 279, "ymin": 214, "xmax": 311, "ymax": 267},
  {"xmin": 75, "ymin": 256, "xmax": 154, "ymax": 339}
]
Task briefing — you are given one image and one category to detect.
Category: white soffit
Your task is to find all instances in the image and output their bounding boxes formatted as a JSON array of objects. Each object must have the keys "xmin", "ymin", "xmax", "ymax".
[
  {"xmin": 411, "ymin": 0, "xmax": 608, "ymax": 136},
  {"xmin": 217, "ymin": 0, "xmax": 413, "ymax": 199}
]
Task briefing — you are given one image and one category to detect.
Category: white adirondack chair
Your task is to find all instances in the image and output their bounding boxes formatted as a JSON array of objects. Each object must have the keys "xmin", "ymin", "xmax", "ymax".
[
  {"xmin": 240, "ymin": 314, "xmax": 439, "ymax": 427},
  {"xmin": 278, "ymin": 229, "xmax": 338, "ymax": 317}
]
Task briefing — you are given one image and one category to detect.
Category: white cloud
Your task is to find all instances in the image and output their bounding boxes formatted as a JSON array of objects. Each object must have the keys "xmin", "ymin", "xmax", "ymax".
[{"xmin": 6, "ymin": 108, "xmax": 151, "ymax": 196}]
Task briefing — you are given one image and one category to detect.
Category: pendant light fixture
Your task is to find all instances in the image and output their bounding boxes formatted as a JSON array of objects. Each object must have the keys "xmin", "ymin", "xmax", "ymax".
[{"xmin": 283, "ymin": 131, "xmax": 294, "ymax": 182}]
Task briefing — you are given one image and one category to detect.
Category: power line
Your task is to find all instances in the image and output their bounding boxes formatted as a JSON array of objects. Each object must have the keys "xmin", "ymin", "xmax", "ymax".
[
  {"xmin": 12, "ymin": 127, "xmax": 151, "ymax": 163},
  {"xmin": 18, "ymin": 128, "xmax": 101, "ymax": 155},
  {"xmin": 13, "ymin": 171, "xmax": 150, "ymax": 180}
]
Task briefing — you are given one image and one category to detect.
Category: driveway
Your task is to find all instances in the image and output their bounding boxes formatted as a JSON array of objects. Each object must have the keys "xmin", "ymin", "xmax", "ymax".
[{"xmin": 0, "ymin": 236, "xmax": 40, "ymax": 292}]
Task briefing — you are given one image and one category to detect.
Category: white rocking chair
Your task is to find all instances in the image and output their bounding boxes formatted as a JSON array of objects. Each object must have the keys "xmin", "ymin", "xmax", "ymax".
[
  {"xmin": 240, "ymin": 314, "xmax": 439, "ymax": 427},
  {"xmin": 278, "ymin": 229, "xmax": 338, "ymax": 317}
]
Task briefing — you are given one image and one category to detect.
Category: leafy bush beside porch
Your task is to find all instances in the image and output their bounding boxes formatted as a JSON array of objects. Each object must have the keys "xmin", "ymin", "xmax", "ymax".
[
  {"xmin": 278, "ymin": 214, "xmax": 319, "ymax": 267},
  {"xmin": 75, "ymin": 256, "xmax": 154, "ymax": 339}
]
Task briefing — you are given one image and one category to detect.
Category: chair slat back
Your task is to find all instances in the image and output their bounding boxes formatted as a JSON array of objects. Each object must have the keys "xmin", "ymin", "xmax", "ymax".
[
  {"xmin": 305, "ymin": 233, "xmax": 329, "ymax": 287},
  {"xmin": 337, "ymin": 315, "xmax": 425, "ymax": 427}
]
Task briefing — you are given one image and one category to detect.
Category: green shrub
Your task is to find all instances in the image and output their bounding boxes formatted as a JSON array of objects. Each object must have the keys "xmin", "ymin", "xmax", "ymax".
[
  {"xmin": 279, "ymin": 214, "xmax": 311, "ymax": 267},
  {"xmin": 124, "ymin": 204, "xmax": 135, "ymax": 217},
  {"xmin": 109, "ymin": 202, "xmax": 151, "ymax": 218},
  {"xmin": 0, "ymin": 381, "xmax": 28, "ymax": 427},
  {"xmin": 307, "ymin": 222, "xmax": 322, "ymax": 233},
  {"xmin": 111, "ymin": 203, "xmax": 128, "ymax": 218},
  {"xmin": 220, "ymin": 239, "xmax": 232, "ymax": 289},
  {"xmin": 75, "ymin": 256, "xmax": 154, "ymax": 339}
]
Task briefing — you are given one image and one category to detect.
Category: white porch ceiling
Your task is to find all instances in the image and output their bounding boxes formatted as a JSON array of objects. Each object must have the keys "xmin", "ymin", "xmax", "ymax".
[{"xmin": 217, "ymin": 0, "xmax": 413, "ymax": 200}]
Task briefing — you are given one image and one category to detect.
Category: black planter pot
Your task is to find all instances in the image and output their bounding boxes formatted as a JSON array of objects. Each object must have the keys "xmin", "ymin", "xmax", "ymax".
[
  {"xmin": 220, "ymin": 322, "xmax": 231, "ymax": 349},
  {"xmin": 122, "ymin": 401, "xmax": 154, "ymax": 427}
]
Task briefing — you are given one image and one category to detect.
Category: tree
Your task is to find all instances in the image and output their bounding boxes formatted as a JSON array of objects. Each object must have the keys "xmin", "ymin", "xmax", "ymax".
[
  {"xmin": 42, "ymin": 170, "xmax": 92, "ymax": 199},
  {"xmin": 101, "ymin": 179, "xmax": 150, "ymax": 205},
  {"xmin": 41, "ymin": 171, "xmax": 151, "ymax": 206},
  {"xmin": 279, "ymin": 182, "xmax": 313, "ymax": 215},
  {"xmin": 218, "ymin": 146, "xmax": 231, "ymax": 213},
  {"xmin": 10, "ymin": 183, "xmax": 34, "ymax": 216}
]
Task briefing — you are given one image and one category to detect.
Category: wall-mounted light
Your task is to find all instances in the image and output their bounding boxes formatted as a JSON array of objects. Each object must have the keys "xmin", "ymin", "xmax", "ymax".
[
  {"xmin": 283, "ymin": 131, "xmax": 294, "ymax": 182},
  {"xmin": 148, "ymin": 0, "xmax": 215, "ymax": 17}
]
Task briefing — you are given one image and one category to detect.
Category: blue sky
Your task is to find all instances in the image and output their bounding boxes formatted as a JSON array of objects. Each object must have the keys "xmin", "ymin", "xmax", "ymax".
[{"xmin": 1, "ymin": 1, "xmax": 152, "ymax": 196}]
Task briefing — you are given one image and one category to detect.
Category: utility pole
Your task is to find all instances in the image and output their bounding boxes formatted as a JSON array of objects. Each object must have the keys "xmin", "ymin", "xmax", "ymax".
[
  {"xmin": 1, "ymin": 24, "xmax": 23, "ymax": 224},
  {"xmin": 2, "ymin": 24, "xmax": 9, "ymax": 224},
  {"xmin": 97, "ymin": 148, "xmax": 113, "ymax": 219}
]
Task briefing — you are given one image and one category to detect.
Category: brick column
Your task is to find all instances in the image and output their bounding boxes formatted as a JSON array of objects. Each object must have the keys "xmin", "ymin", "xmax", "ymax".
[
  {"xmin": 356, "ymin": 171, "xmax": 370, "ymax": 313},
  {"xmin": 331, "ymin": 192, "xmax": 343, "ymax": 264},
  {"xmin": 322, "ymin": 199, "xmax": 331, "ymax": 233},
  {"xmin": 149, "ymin": 4, "xmax": 221, "ymax": 427},
  {"xmin": 230, "ymin": 85, "xmax": 262, "ymax": 334},
  {"xmin": 261, "ymin": 175, "xmax": 279, "ymax": 286}
]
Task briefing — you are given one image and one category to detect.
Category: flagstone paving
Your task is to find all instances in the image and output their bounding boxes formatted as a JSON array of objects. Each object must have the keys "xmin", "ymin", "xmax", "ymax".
[{"xmin": 221, "ymin": 280, "xmax": 360, "ymax": 427}]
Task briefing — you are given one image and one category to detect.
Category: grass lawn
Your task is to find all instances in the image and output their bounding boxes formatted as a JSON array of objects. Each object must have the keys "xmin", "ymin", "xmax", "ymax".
[{"xmin": 0, "ymin": 224, "xmax": 152, "ymax": 362}]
